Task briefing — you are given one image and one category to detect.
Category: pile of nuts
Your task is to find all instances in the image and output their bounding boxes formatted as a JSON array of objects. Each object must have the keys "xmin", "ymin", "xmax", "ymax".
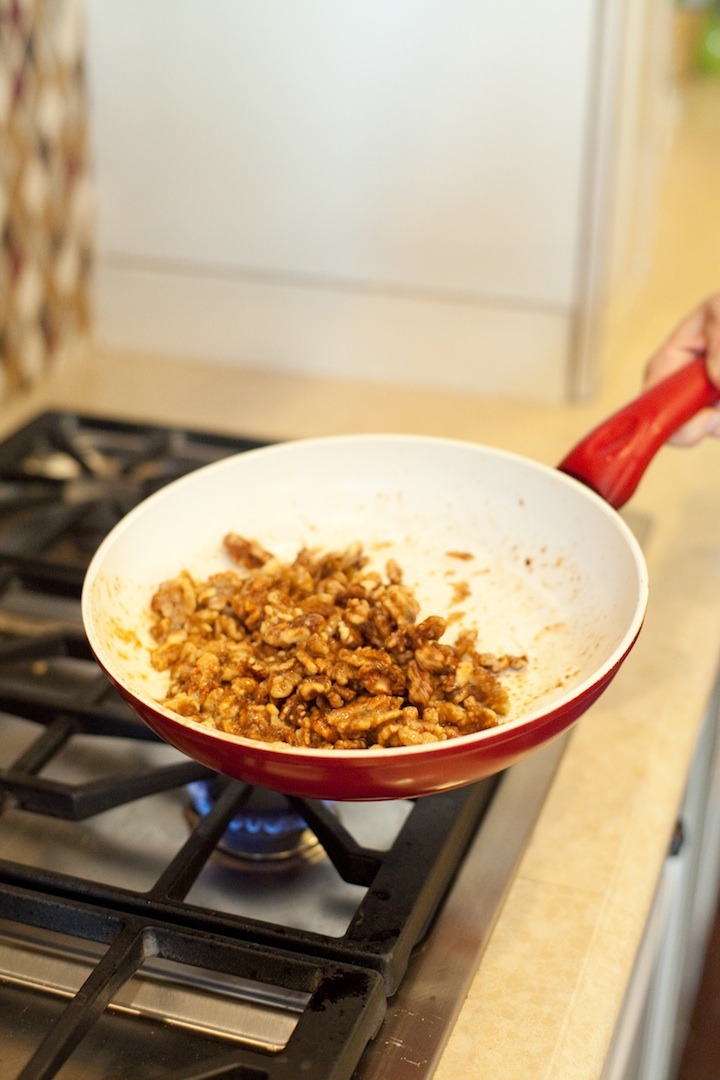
[{"xmin": 148, "ymin": 534, "xmax": 525, "ymax": 749}]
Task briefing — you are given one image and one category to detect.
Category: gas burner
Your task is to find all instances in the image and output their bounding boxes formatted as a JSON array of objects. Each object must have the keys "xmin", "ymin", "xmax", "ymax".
[{"xmin": 186, "ymin": 779, "xmax": 328, "ymax": 870}]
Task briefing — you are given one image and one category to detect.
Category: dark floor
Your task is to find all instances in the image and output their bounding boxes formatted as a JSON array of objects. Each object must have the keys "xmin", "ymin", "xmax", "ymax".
[{"xmin": 676, "ymin": 900, "xmax": 720, "ymax": 1079}]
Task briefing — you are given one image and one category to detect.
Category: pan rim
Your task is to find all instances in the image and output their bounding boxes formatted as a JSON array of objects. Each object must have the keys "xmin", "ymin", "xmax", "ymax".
[{"xmin": 82, "ymin": 432, "xmax": 649, "ymax": 759}]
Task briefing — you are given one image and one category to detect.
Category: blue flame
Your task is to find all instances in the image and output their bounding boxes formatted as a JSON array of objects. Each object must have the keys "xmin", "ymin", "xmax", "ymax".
[{"xmin": 186, "ymin": 780, "xmax": 308, "ymax": 857}]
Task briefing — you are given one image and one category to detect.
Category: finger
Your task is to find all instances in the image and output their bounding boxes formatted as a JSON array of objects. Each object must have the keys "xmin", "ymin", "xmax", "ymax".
[
  {"xmin": 702, "ymin": 299, "xmax": 720, "ymax": 387},
  {"xmin": 669, "ymin": 406, "xmax": 720, "ymax": 447},
  {"xmin": 644, "ymin": 336, "xmax": 705, "ymax": 387},
  {"xmin": 643, "ymin": 297, "xmax": 720, "ymax": 388}
]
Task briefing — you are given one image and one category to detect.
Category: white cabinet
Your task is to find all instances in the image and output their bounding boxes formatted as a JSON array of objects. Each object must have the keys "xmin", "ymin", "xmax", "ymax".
[
  {"xmin": 602, "ymin": 675, "xmax": 720, "ymax": 1080},
  {"xmin": 85, "ymin": 1, "xmax": 671, "ymax": 401}
]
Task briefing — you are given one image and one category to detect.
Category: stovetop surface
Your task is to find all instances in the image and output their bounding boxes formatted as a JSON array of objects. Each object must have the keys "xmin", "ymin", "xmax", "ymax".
[{"xmin": 0, "ymin": 412, "xmax": 567, "ymax": 1080}]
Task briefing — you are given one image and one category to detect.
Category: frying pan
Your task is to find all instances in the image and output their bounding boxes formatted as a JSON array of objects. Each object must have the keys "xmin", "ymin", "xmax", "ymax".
[{"xmin": 82, "ymin": 358, "xmax": 719, "ymax": 800}]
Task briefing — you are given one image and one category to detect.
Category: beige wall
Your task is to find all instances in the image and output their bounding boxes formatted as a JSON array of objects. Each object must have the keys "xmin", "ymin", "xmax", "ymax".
[{"xmin": 85, "ymin": 1, "xmax": 633, "ymax": 404}]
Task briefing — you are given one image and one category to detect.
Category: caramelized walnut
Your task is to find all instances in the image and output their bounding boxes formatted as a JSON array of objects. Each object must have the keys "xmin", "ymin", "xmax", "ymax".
[{"xmin": 148, "ymin": 537, "xmax": 525, "ymax": 750}]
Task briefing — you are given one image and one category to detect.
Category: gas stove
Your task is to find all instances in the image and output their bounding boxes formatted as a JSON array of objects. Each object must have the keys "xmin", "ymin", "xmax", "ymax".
[{"xmin": 0, "ymin": 412, "xmax": 567, "ymax": 1080}]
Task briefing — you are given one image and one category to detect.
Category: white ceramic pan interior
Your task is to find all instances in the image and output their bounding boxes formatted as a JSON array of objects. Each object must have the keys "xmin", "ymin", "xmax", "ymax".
[{"xmin": 83, "ymin": 434, "xmax": 646, "ymax": 739}]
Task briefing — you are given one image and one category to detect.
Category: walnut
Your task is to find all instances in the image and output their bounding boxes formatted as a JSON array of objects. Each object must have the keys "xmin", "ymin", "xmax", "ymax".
[{"xmin": 148, "ymin": 537, "xmax": 525, "ymax": 750}]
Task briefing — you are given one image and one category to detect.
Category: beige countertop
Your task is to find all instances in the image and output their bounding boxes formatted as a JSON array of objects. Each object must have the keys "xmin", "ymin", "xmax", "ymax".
[{"xmin": 4, "ymin": 344, "xmax": 720, "ymax": 1077}]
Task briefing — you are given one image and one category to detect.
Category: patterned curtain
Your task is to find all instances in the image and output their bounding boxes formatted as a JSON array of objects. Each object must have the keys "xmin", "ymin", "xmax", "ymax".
[{"xmin": 0, "ymin": 0, "xmax": 93, "ymax": 398}]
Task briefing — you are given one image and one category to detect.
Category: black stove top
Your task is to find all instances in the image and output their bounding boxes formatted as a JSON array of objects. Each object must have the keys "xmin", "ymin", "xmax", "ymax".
[
  {"xmin": 0, "ymin": 412, "xmax": 513, "ymax": 1080},
  {"xmin": 0, "ymin": 412, "xmax": 267, "ymax": 570}
]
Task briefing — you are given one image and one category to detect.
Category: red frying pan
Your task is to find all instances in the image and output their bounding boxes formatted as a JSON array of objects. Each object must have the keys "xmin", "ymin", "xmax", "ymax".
[{"xmin": 82, "ymin": 359, "xmax": 719, "ymax": 800}]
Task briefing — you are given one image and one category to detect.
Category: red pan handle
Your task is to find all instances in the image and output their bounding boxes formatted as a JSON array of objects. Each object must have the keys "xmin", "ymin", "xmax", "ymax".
[{"xmin": 558, "ymin": 357, "xmax": 720, "ymax": 509}]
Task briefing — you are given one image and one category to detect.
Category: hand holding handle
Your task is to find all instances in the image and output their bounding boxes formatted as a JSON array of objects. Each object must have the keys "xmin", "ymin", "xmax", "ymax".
[{"xmin": 558, "ymin": 357, "xmax": 720, "ymax": 509}]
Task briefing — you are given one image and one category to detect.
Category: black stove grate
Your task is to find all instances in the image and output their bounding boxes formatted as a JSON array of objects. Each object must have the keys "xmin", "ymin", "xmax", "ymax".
[
  {"xmin": 0, "ymin": 412, "xmax": 267, "ymax": 569},
  {"xmin": 2, "ymin": 839, "xmax": 388, "ymax": 1080},
  {"xmin": 0, "ymin": 702, "xmax": 498, "ymax": 1079},
  {"xmin": 0, "ymin": 720, "xmax": 498, "ymax": 981},
  {"xmin": 0, "ymin": 412, "xmax": 503, "ymax": 1080},
  {"xmin": 1, "ymin": 887, "xmax": 387, "ymax": 1080}
]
